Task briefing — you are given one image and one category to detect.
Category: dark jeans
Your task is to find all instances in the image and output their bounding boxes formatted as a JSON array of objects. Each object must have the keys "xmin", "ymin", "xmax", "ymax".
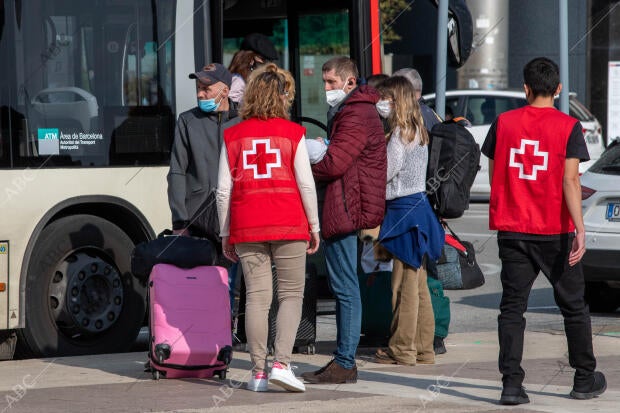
[
  {"xmin": 228, "ymin": 262, "xmax": 239, "ymax": 312},
  {"xmin": 324, "ymin": 232, "xmax": 361, "ymax": 369},
  {"xmin": 497, "ymin": 236, "xmax": 596, "ymax": 388}
]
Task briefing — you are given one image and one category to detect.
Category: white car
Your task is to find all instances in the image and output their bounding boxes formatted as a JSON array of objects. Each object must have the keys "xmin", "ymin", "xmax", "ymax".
[
  {"xmin": 580, "ymin": 140, "xmax": 620, "ymax": 312},
  {"xmin": 422, "ymin": 90, "xmax": 606, "ymax": 197}
]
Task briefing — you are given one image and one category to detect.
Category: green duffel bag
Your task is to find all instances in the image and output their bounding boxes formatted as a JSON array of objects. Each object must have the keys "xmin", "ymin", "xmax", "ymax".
[
  {"xmin": 427, "ymin": 275, "xmax": 451, "ymax": 339},
  {"xmin": 358, "ymin": 271, "xmax": 451, "ymax": 341}
]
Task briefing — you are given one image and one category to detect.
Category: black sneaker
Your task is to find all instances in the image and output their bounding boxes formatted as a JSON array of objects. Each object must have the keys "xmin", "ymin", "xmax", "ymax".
[
  {"xmin": 433, "ymin": 336, "xmax": 446, "ymax": 355},
  {"xmin": 570, "ymin": 371, "xmax": 606, "ymax": 400},
  {"xmin": 500, "ymin": 386, "xmax": 530, "ymax": 405}
]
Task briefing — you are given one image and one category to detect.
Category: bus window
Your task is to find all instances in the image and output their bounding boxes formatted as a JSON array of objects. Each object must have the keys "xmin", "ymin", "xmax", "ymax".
[{"xmin": 11, "ymin": 0, "xmax": 175, "ymax": 168}]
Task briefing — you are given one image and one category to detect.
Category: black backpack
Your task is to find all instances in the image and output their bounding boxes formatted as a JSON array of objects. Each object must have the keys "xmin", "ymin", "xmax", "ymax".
[{"xmin": 426, "ymin": 117, "xmax": 480, "ymax": 218}]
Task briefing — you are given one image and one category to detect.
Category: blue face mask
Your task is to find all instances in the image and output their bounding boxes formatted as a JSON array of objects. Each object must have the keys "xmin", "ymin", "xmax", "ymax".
[
  {"xmin": 198, "ymin": 98, "xmax": 220, "ymax": 113},
  {"xmin": 197, "ymin": 87, "xmax": 224, "ymax": 113}
]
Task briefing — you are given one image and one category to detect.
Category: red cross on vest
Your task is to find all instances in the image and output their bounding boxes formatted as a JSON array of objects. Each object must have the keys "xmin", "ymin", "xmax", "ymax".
[
  {"xmin": 243, "ymin": 138, "xmax": 282, "ymax": 179},
  {"xmin": 509, "ymin": 139, "xmax": 548, "ymax": 181}
]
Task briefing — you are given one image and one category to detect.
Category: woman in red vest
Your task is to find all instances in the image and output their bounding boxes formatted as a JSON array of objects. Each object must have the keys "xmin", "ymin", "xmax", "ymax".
[{"xmin": 216, "ymin": 63, "xmax": 320, "ymax": 393}]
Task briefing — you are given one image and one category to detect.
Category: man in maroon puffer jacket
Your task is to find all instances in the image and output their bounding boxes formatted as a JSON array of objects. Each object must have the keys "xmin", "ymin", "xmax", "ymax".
[{"xmin": 302, "ymin": 56, "xmax": 387, "ymax": 385}]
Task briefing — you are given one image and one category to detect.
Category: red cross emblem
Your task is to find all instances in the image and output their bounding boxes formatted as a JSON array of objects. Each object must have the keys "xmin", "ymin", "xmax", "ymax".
[
  {"xmin": 509, "ymin": 139, "xmax": 548, "ymax": 180},
  {"xmin": 243, "ymin": 139, "xmax": 282, "ymax": 179}
]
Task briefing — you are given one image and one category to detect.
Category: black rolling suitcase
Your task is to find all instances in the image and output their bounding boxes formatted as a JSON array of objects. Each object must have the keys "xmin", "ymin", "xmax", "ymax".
[{"xmin": 234, "ymin": 263, "xmax": 317, "ymax": 355}]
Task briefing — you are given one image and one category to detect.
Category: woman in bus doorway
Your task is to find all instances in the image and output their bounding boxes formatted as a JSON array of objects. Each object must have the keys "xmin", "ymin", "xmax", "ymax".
[
  {"xmin": 374, "ymin": 76, "xmax": 445, "ymax": 366},
  {"xmin": 216, "ymin": 63, "xmax": 320, "ymax": 392},
  {"xmin": 228, "ymin": 33, "xmax": 279, "ymax": 103}
]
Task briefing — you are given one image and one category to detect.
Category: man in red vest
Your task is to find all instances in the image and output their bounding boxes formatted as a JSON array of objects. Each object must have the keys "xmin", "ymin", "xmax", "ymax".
[{"xmin": 482, "ymin": 57, "xmax": 606, "ymax": 405}]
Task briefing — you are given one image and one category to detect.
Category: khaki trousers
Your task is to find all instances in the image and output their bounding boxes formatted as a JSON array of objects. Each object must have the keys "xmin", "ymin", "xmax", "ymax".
[
  {"xmin": 236, "ymin": 241, "xmax": 306, "ymax": 373},
  {"xmin": 388, "ymin": 258, "xmax": 435, "ymax": 364}
]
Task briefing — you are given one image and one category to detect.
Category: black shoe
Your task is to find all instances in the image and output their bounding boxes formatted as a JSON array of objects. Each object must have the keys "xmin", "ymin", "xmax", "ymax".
[
  {"xmin": 500, "ymin": 386, "xmax": 530, "ymax": 405},
  {"xmin": 570, "ymin": 371, "xmax": 606, "ymax": 400},
  {"xmin": 433, "ymin": 336, "xmax": 446, "ymax": 355}
]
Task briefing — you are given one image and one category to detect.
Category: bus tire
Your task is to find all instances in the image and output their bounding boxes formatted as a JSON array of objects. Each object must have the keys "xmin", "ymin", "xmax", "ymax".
[{"xmin": 16, "ymin": 214, "xmax": 146, "ymax": 358}]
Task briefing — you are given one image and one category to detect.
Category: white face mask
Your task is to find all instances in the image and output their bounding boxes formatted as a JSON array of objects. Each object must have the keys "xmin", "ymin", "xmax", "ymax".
[
  {"xmin": 376, "ymin": 99, "xmax": 392, "ymax": 118},
  {"xmin": 326, "ymin": 89, "xmax": 347, "ymax": 107},
  {"xmin": 325, "ymin": 80, "xmax": 350, "ymax": 107}
]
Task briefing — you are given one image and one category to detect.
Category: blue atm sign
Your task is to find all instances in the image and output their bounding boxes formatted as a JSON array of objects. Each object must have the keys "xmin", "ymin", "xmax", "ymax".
[{"xmin": 37, "ymin": 128, "xmax": 60, "ymax": 155}]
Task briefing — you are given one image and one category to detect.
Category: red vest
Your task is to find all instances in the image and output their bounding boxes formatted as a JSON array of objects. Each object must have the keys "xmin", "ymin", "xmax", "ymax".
[
  {"xmin": 224, "ymin": 117, "xmax": 310, "ymax": 244},
  {"xmin": 489, "ymin": 106, "xmax": 577, "ymax": 235}
]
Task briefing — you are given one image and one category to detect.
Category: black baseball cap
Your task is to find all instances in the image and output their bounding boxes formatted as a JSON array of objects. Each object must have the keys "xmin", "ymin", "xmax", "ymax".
[
  {"xmin": 240, "ymin": 33, "xmax": 278, "ymax": 61},
  {"xmin": 189, "ymin": 63, "xmax": 232, "ymax": 88}
]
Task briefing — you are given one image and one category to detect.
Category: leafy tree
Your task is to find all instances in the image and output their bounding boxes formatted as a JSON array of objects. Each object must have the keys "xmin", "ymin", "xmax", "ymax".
[{"xmin": 380, "ymin": 0, "xmax": 412, "ymax": 44}]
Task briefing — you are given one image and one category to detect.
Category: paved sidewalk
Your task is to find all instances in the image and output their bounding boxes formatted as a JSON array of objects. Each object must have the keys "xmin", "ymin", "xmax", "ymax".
[{"xmin": 0, "ymin": 329, "xmax": 617, "ymax": 412}]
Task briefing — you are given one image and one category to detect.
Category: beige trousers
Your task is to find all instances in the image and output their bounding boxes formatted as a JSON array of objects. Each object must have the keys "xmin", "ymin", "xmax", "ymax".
[
  {"xmin": 388, "ymin": 258, "xmax": 435, "ymax": 364},
  {"xmin": 236, "ymin": 241, "xmax": 307, "ymax": 373}
]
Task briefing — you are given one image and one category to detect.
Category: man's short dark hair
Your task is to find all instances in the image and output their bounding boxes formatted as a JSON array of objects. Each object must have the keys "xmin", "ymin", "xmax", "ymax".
[
  {"xmin": 322, "ymin": 56, "xmax": 359, "ymax": 82},
  {"xmin": 523, "ymin": 57, "xmax": 560, "ymax": 98}
]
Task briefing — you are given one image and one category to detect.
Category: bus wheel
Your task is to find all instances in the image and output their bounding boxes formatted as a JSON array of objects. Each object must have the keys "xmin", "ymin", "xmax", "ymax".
[{"xmin": 17, "ymin": 214, "xmax": 146, "ymax": 358}]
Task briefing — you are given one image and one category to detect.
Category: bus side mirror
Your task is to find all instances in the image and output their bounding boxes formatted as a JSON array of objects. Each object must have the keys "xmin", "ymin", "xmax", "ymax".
[{"xmin": 433, "ymin": 0, "xmax": 474, "ymax": 68}]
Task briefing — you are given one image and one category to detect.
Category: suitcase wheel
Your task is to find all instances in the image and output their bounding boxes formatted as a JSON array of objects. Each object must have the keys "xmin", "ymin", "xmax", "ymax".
[
  {"xmin": 217, "ymin": 369, "xmax": 227, "ymax": 380},
  {"xmin": 217, "ymin": 345, "xmax": 233, "ymax": 365},
  {"xmin": 152, "ymin": 369, "xmax": 161, "ymax": 380},
  {"xmin": 307, "ymin": 344, "xmax": 316, "ymax": 355}
]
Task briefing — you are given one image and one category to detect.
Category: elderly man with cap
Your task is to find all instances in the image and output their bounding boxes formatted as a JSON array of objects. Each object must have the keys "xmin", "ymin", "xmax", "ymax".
[
  {"xmin": 228, "ymin": 33, "xmax": 279, "ymax": 103},
  {"xmin": 167, "ymin": 63, "xmax": 240, "ymax": 245}
]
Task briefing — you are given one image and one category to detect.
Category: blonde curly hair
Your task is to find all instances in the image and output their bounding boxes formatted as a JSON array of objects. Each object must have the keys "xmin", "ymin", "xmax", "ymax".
[{"xmin": 240, "ymin": 63, "xmax": 295, "ymax": 120}]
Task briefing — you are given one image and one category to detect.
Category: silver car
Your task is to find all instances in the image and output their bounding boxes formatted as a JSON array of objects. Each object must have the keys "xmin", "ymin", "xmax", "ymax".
[
  {"xmin": 580, "ymin": 140, "xmax": 620, "ymax": 312},
  {"xmin": 423, "ymin": 90, "xmax": 606, "ymax": 197}
]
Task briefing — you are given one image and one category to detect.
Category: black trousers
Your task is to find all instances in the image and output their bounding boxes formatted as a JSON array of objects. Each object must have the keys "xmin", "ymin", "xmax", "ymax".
[{"xmin": 497, "ymin": 235, "xmax": 596, "ymax": 388}]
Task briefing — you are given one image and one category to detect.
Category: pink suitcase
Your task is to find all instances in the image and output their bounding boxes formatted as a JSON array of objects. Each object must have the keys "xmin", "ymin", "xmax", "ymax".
[{"xmin": 148, "ymin": 264, "xmax": 232, "ymax": 379}]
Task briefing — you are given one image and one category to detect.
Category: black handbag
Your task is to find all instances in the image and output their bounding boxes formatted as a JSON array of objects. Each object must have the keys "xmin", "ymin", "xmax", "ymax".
[
  {"xmin": 131, "ymin": 230, "xmax": 217, "ymax": 284},
  {"xmin": 188, "ymin": 189, "xmax": 221, "ymax": 244},
  {"xmin": 436, "ymin": 222, "xmax": 485, "ymax": 290}
]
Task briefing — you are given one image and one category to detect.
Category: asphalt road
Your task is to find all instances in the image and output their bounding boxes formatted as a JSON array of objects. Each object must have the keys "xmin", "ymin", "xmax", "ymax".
[{"xmin": 443, "ymin": 203, "xmax": 620, "ymax": 337}]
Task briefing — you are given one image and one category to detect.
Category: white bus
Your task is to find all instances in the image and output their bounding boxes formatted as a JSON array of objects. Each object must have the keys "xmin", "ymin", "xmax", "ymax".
[{"xmin": 0, "ymin": 0, "xmax": 384, "ymax": 358}]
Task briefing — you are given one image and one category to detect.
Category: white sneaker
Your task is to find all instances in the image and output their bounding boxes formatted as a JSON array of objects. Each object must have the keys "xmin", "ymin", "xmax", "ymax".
[
  {"xmin": 269, "ymin": 361, "xmax": 305, "ymax": 392},
  {"xmin": 247, "ymin": 371, "xmax": 268, "ymax": 392}
]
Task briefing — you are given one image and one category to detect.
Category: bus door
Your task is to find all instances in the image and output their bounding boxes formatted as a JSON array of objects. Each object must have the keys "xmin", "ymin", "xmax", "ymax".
[
  {"xmin": 220, "ymin": 0, "xmax": 379, "ymax": 140},
  {"xmin": 220, "ymin": 0, "xmax": 379, "ymax": 288}
]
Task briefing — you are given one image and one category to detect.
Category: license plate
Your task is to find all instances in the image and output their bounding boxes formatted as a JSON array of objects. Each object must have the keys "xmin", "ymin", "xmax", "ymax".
[
  {"xmin": 585, "ymin": 133, "xmax": 599, "ymax": 144},
  {"xmin": 606, "ymin": 203, "xmax": 620, "ymax": 221}
]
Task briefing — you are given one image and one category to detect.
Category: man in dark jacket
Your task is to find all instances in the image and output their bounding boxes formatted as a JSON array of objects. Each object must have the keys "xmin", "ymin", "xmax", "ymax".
[
  {"xmin": 167, "ymin": 63, "xmax": 240, "ymax": 237},
  {"xmin": 302, "ymin": 56, "xmax": 387, "ymax": 384}
]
